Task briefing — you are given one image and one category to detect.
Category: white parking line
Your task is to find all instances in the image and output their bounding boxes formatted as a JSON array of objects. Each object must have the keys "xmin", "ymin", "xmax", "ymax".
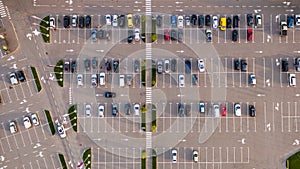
[
  {"xmin": 12, "ymin": 85, "xmax": 19, "ymax": 101},
  {"xmin": 50, "ymin": 155, "xmax": 58, "ymax": 168},
  {"xmin": 263, "ymin": 58, "xmax": 266, "ymax": 87},
  {"xmin": 36, "ymin": 159, "xmax": 41, "ymax": 169},
  {"xmin": 281, "ymin": 102, "xmax": 284, "ymax": 132},
  {"xmin": 43, "ymin": 157, "xmax": 49, "ymax": 169},
  {"xmin": 280, "ymin": 58, "xmax": 283, "ymax": 87},
  {"xmin": 225, "ymin": 58, "xmax": 227, "ymax": 88},
  {"xmin": 264, "ymin": 102, "xmax": 267, "ymax": 132},
  {"xmin": 232, "ymin": 58, "xmax": 234, "ymax": 87},
  {"xmin": 32, "ymin": 125, "xmax": 40, "ymax": 143},
  {"xmin": 19, "ymin": 83, "xmax": 26, "ymax": 99},
  {"xmin": 288, "ymin": 102, "xmax": 291, "ymax": 132},
  {"xmin": 26, "ymin": 129, "xmax": 33, "ymax": 145},
  {"xmin": 1, "ymin": 123, "xmax": 12, "ymax": 151},
  {"xmin": 1, "ymin": 75, "xmax": 12, "ymax": 103},
  {"xmin": 272, "ymin": 102, "xmax": 275, "ymax": 132},
  {"xmin": 295, "ymin": 102, "xmax": 298, "ymax": 132}
]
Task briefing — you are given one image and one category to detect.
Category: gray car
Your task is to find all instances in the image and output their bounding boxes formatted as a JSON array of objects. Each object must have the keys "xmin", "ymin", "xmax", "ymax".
[
  {"xmin": 171, "ymin": 59, "xmax": 177, "ymax": 72},
  {"xmin": 92, "ymin": 57, "xmax": 98, "ymax": 69},
  {"xmin": 178, "ymin": 29, "xmax": 183, "ymax": 42},
  {"xmin": 157, "ymin": 60, "xmax": 163, "ymax": 74},
  {"xmin": 84, "ymin": 59, "xmax": 91, "ymax": 71},
  {"xmin": 125, "ymin": 103, "xmax": 131, "ymax": 115}
]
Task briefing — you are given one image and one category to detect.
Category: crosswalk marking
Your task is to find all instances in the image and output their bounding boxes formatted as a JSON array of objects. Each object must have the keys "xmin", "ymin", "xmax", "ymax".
[{"xmin": 0, "ymin": 1, "xmax": 6, "ymax": 18}]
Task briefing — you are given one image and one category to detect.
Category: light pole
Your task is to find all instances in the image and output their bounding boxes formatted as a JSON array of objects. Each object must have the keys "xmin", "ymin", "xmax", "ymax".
[
  {"xmin": 33, "ymin": 22, "xmax": 49, "ymax": 31},
  {"xmin": 31, "ymin": 15, "xmax": 49, "ymax": 24}
]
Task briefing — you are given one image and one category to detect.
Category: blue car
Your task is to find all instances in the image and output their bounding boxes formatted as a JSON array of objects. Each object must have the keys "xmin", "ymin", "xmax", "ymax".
[
  {"xmin": 287, "ymin": 15, "xmax": 294, "ymax": 28},
  {"xmin": 171, "ymin": 15, "xmax": 176, "ymax": 27}
]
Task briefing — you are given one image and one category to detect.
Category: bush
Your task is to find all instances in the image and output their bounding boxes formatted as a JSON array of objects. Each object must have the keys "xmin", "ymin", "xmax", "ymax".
[
  {"xmin": 58, "ymin": 154, "xmax": 67, "ymax": 169},
  {"xmin": 141, "ymin": 111, "xmax": 146, "ymax": 131},
  {"xmin": 45, "ymin": 110, "xmax": 55, "ymax": 135},
  {"xmin": 68, "ymin": 104, "xmax": 77, "ymax": 132},
  {"xmin": 151, "ymin": 68, "xmax": 156, "ymax": 87},
  {"xmin": 54, "ymin": 59, "xmax": 64, "ymax": 87},
  {"xmin": 40, "ymin": 16, "xmax": 50, "ymax": 43},
  {"xmin": 31, "ymin": 66, "xmax": 42, "ymax": 92}
]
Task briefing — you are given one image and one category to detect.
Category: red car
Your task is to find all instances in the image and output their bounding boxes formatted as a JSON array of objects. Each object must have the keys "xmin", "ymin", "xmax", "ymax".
[
  {"xmin": 220, "ymin": 104, "xmax": 226, "ymax": 116},
  {"xmin": 247, "ymin": 29, "xmax": 253, "ymax": 41},
  {"xmin": 164, "ymin": 29, "xmax": 170, "ymax": 40}
]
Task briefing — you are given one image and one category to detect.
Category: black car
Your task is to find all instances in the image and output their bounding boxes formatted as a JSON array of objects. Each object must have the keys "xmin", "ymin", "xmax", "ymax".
[
  {"xmin": 232, "ymin": 30, "xmax": 238, "ymax": 41},
  {"xmin": 113, "ymin": 60, "xmax": 119, "ymax": 73},
  {"xmin": 282, "ymin": 60, "xmax": 289, "ymax": 72},
  {"xmin": 86, "ymin": 15, "xmax": 91, "ymax": 28},
  {"xmin": 178, "ymin": 103, "xmax": 184, "ymax": 117},
  {"xmin": 205, "ymin": 15, "xmax": 211, "ymax": 26},
  {"xmin": 241, "ymin": 59, "xmax": 247, "ymax": 71},
  {"xmin": 16, "ymin": 70, "xmax": 26, "ymax": 82},
  {"xmin": 192, "ymin": 74, "xmax": 198, "ymax": 85},
  {"xmin": 128, "ymin": 30, "xmax": 133, "ymax": 43},
  {"xmin": 112, "ymin": 104, "xmax": 118, "ymax": 117},
  {"xmin": 104, "ymin": 92, "xmax": 116, "ymax": 98},
  {"xmin": 249, "ymin": 105, "xmax": 256, "ymax": 117},
  {"xmin": 171, "ymin": 59, "xmax": 177, "ymax": 72},
  {"xmin": 185, "ymin": 60, "xmax": 191, "ymax": 74},
  {"xmin": 119, "ymin": 15, "xmax": 125, "ymax": 27},
  {"xmin": 234, "ymin": 59, "xmax": 240, "ymax": 70},
  {"xmin": 170, "ymin": 29, "xmax": 177, "ymax": 41},
  {"xmin": 63, "ymin": 16, "xmax": 70, "ymax": 28},
  {"xmin": 247, "ymin": 14, "xmax": 254, "ymax": 26},
  {"xmin": 64, "ymin": 61, "xmax": 70, "ymax": 72},
  {"xmin": 156, "ymin": 15, "xmax": 162, "ymax": 27},
  {"xmin": 105, "ymin": 60, "xmax": 112, "ymax": 71},
  {"xmin": 198, "ymin": 15, "xmax": 204, "ymax": 28},
  {"xmin": 227, "ymin": 17, "xmax": 232, "ymax": 28},
  {"xmin": 191, "ymin": 14, "xmax": 197, "ymax": 26},
  {"xmin": 71, "ymin": 60, "xmax": 76, "ymax": 73},
  {"xmin": 233, "ymin": 15, "xmax": 239, "ymax": 28},
  {"xmin": 79, "ymin": 16, "xmax": 84, "ymax": 28},
  {"xmin": 178, "ymin": 29, "xmax": 183, "ymax": 42}
]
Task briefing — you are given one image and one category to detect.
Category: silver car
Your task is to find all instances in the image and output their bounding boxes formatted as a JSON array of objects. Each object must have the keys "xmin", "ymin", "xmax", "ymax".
[{"xmin": 157, "ymin": 60, "xmax": 163, "ymax": 74}]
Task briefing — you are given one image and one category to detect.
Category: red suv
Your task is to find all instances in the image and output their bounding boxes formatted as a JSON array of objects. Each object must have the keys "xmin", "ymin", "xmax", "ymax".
[
  {"xmin": 247, "ymin": 29, "xmax": 253, "ymax": 41},
  {"xmin": 220, "ymin": 104, "xmax": 226, "ymax": 116},
  {"xmin": 164, "ymin": 29, "xmax": 170, "ymax": 40}
]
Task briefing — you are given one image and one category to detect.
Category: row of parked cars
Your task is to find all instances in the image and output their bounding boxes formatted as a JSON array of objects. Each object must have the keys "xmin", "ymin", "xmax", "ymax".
[
  {"xmin": 84, "ymin": 102, "xmax": 140, "ymax": 117},
  {"xmin": 9, "ymin": 70, "xmax": 26, "ymax": 85},
  {"xmin": 9, "ymin": 113, "xmax": 40, "ymax": 134},
  {"xmin": 172, "ymin": 149, "xmax": 199, "ymax": 163},
  {"xmin": 77, "ymin": 73, "xmax": 132, "ymax": 87}
]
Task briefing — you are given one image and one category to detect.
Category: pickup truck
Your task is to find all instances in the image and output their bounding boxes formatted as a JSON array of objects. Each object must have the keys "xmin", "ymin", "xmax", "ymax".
[{"xmin": 205, "ymin": 29, "xmax": 212, "ymax": 42}]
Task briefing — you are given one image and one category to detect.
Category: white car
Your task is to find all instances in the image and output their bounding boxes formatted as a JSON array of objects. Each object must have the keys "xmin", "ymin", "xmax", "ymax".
[
  {"xmin": 171, "ymin": 149, "xmax": 177, "ymax": 163},
  {"xmin": 296, "ymin": 14, "xmax": 300, "ymax": 26},
  {"xmin": 105, "ymin": 14, "xmax": 111, "ymax": 25},
  {"xmin": 55, "ymin": 120, "xmax": 66, "ymax": 138},
  {"xmin": 71, "ymin": 14, "xmax": 77, "ymax": 27},
  {"xmin": 193, "ymin": 150, "xmax": 199, "ymax": 162},
  {"xmin": 91, "ymin": 74, "xmax": 97, "ymax": 87},
  {"xmin": 9, "ymin": 72, "xmax": 18, "ymax": 85},
  {"xmin": 178, "ymin": 15, "xmax": 184, "ymax": 28},
  {"xmin": 112, "ymin": 14, "xmax": 118, "ymax": 27},
  {"xmin": 77, "ymin": 74, "xmax": 83, "ymax": 86},
  {"xmin": 178, "ymin": 74, "xmax": 185, "ymax": 87},
  {"xmin": 9, "ymin": 121, "xmax": 17, "ymax": 134},
  {"xmin": 249, "ymin": 74, "xmax": 256, "ymax": 85},
  {"xmin": 185, "ymin": 16, "xmax": 190, "ymax": 26},
  {"xmin": 23, "ymin": 116, "xmax": 32, "ymax": 129},
  {"xmin": 50, "ymin": 16, "xmax": 55, "ymax": 29},
  {"xmin": 164, "ymin": 59, "xmax": 170, "ymax": 73},
  {"xmin": 255, "ymin": 14, "xmax": 262, "ymax": 27},
  {"xmin": 213, "ymin": 104, "xmax": 220, "ymax": 117},
  {"xmin": 85, "ymin": 104, "xmax": 91, "ymax": 117},
  {"xmin": 234, "ymin": 103, "xmax": 241, "ymax": 116},
  {"xmin": 134, "ymin": 103, "xmax": 140, "ymax": 116},
  {"xmin": 289, "ymin": 73, "xmax": 296, "ymax": 86},
  {"xmin": 199, "ymin": 102, "xmax": 205, "ymax": 113},
  {"xmin": 198, "ymin": 59, "xmax": 205, "ymax": 72},
  {"xmin": 31, "ymin": 113, "xmax": 40, "ymax": 126},
  {"xmin": 99, "ymin": 72, "xmax": 105, "ymax": 86},
  {"xmin": 98, "ymin": 105, "xmax": 104, "ymax": 118},
  {"xmin": 212, "ymin": 15, "xmax": 218, "ymax": 28},
  {"xmin": 134, "ymin": 28, "xmax": 140, "ymax": 41}
]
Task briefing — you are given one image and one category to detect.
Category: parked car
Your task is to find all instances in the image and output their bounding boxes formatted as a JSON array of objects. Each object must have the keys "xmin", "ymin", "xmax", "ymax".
[
  {"xmin": 134, "ymin": 28, "xmax": 140, "ymax": 41},
  {"xmin": 233, "ymin": 15, "xmax": 239, "ymax": 28},
  {"xmin": 113, "ymin": 59, "xmax": 119, "ymax": 73},
  {"xmin": 247, "ymin": 29, "xmax": 253, "ymax": 41},
  {"xmin": 249, "ymin": 74, "xmax": 256, "ymax": 85},
  {"xmin": 172, "ymin": 149, "xmax": 177, "ymax": 163},
  {"xmin": 79, "ymin": 16, "xmax": 84, "ymax": 28},
  {"xmin": 9, "ymin": 72, "xmax": 18, "ymax": 85},
  {"xmin": 185, "ymin": 16, "xmax": 190, "ymax": 26},
  {"xmin": 9, "ymin": 121, "xmax": 17, "ymax": 134},
  {"xmin": 234, "ymin": 103, "xmax": 241, "ymax": 116},
  {"xmin": 85, "ymin": 104, "xmax": 91, "ymax": 117},
  {"xmin": 185, "ymin": 60, "xmax": 191, "ymax": 74},
  {"xmin": 289, "ymin": 73, "xmax": 296, "ymax": 86},
  {"xmin": 112, "ymin": 104, "xmax": 118, "ymax": 117},
  {"xmin": 104, "ymin": 92, "xmax": 116, "ymax": 98},
  {"xmin": 112, "ymin": 14, "xmax": 118, "ymax": 27},
  {"xmin": 178, "ymin": 15, "xmax": 184, "ymax": 28},
  {"xmin": 119, "ymin": 74, "xmax": 125, "ymax": 87},
  {"xmin": 178, "ymin": 103, "xmax": 184, "ymax": 116},
  {"xmin": 55, "ymin": 120, "xmax": 66, "ymax": 138},
  {"xmin": 212, "ymin": 15, "xmax": 218, "ymax": 28},
  {"xmin": 157, "ymin": 60, "xmax": 163, "ymax": 74},
  {"xmin": 178, "ymin": 74, "xmax": 185, "ymax": 87},
  {"xmin": 119, "ymin": 15, "xmax": 125, "ymax": 27},
  {"xmin": 171, "ymin": 29, "xmax": 177, "ymax": 41},
  {"xmin": 247, "ymin": 14, "xmax": 254, "ymax": 26},
  {"xmin": 50, "ymin": 16, "xmax": 55, "ymax": 29},
  {"xmin": 198, "ymin": 15, "xmax": 204, "ymax": 28},
  {"xmin": 241, "ymin": 59, "xmax": 247, "ymax": 71},
  {"xmin": 134, "ymin": 103, "xmax": 140, "ymax": 116},
  {"xmin": 98, "ymin": 105, "xmax": 104, "ymax": 118},
  {"xmin": 295, "ymin": 14, "xmax": 300, "ymax": 26},
  {"xmin": 63, "ymin": 15, "xmax": 70, "ymax": 28},
  {"xmin": 220, "ymin": 104, "xmax": 226, "ymax": 116},
  {"xmin": 77, "ymin": 74, "xmax": 83, "ymax": 86},
  {"xmin": 171, "ymin": 15, "xmax": 177, "ymax": 27},
  {"xmin": 234, "ymin": 59, "xmax": 240, "ymax": 70},
  {"xmin": 92, "ymin": 57, "xmax": 98, "ymax": 69},
  {"xmin": 23, "ymin": 116, "xmax": 32, "ymax": 129},
  {"xmin": 128, "ymin": 29, "xmax": 133, "ymax": 43},
  {"xmin": 193, "ymin": 150, "xmax": 199, "ymax": 162},
  {"xmin": 134, "ymin": 60, "xmax": 139, "ymax": 73},
  {"xmin": 91, "ymin": 29, "xmax": 97, "ymax": 41},
  {"xmin": 98, "ymin": 29, "xmax": 105, "ymax": 39},
  {"xmin": 287, "ymin": 15, "xmax": 294, "ymax": 28},
  {"xmin": 31, "ymin": 113, "xmax": 40, "ymax": 126},
  {"xmin": 84, "ymin": 59, "xmax": 91, "ymax": 71},
  {"xmin": 126, "ymin": 75, "xmax": 132, "ymax": 86},
  {"xmin": 205, "ymin": 15, "xmax": 211, "ymax": 26},
  {"xmin": 85, "ymin": 15, "xmax": 91, "ymax": 28},
  {"xmin": 227, "ymin": 17, "xmax": 232, "ymax": 28},
  {"xmin": 64, "ymin": 61, "xmax": 70, "ymax": 72},
  {"xmin": 191, "ymin": 14, "xmax": 197, "ymax": 26},
  {"xmin": 99, "ymin": 72, "xmax": 105, "ymax": 86},
  {"xmin": 178, "ymin": 29, "xmax": 183, "ymax": 42},
  {"xmin": 282, "ymin": 59, "xmax": 289, "ymax": 72},
  {"xmin": 213, "ymin": 104, "xmax": 220, "ymax": 117},
  {"xmin": 71, "ymin": 60, "xmax": 76, "ymax": 73},
  {"xmin": 105, "ymin": 14, "xmax": 111, "ymax": 25},
  {"xmin": 71, "ymin": 14, "xmax": 77, "ymax": 27},
  {"xmin": 295, "ymin": 57, "xmax": 300, "ymax": 71},
  {"xmin": 134, "ymin": 15, "xmax": 140, "ymax": 26},
  {"xmin": 198, "ymin": 59, "xmax": 205, "ymax": 72},
  {"xmin": 199, "ymin": 102, "xmax": 205, "ymax": 113},
  {"xmin": 156, "ymin": 15, "xmax": 162, "ymax": 27},
  {"xmin": 219, "ymin": 16, "xmax": 226, "ymax": 31},
  {"xmin": 164, "ymin": 29, "xmax": 170, "ymax": 40},
  {"xmin": 171, "ymin": 59, "xmax": 177, "ymax": 72},
  {"xmin": 280, "ymin": 21, "xmax": 288, "ymax": 36},
  {"xmin": 249, "ymin": 105, "xmax": 256, "ymax": 117},
  {"xmin": 91, "ymin": 74, "xmax": 97, "ymax": 87},
  {"xmin": 105, "ymin": 60, "xmax": 112, "ymax": 71},
  {"xmin": 205, "ymin": 29, "xmax": 212, "ymax": 42},
  {"xmin": 16, "ymin": 70, "xmax": 26, "ymax": 82},
  {"xmin": 164, "ymin": 59, "xmax": 170, "ymax": 73},
  {"xmin": 125, "ymin": 103, "xmax": 131, "ymax": 115},
  {"xmin": 192, "ymin": 74, "xmax": 198, "ymax": 85},
  {"xmin": 127, "ymin": 14, "xmax": 133, "ymax": 28},
  {"xmin": 232, "ymin": 30, "xmax": 238, "ymax": 42}
]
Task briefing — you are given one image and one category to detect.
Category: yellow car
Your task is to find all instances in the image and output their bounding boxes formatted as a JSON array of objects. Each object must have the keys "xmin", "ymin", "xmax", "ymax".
[
  {"xmin": 219, "ymin": 17, "xmax": 226, "ymax": 31},
  {"xmin": 127, "ymin": 14, "xmax": 133, "ymax": 28}
]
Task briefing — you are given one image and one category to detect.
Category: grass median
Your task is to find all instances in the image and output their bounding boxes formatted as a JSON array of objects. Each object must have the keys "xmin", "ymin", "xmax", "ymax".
[
  {"xmin": 152, "ymin": 149, "xmax": 157, "ymax": 169},
  {"xmin": 54, "ymin": 59, "xmax": 64, "ymax": 87},
  {"xmin": 68, "ymin": 104, "xmax": 77, "ymax": 132},
  {"xmin": 83, "ymin": 148, "xmax": 92, "ymax": 169},
  {"xmin": 141, "ymin": 150, "xmax": 146, "ymax": 169},
  {"xmin": 31, "ymin": 66, "xmax": 42, "ymax": 92},
  {"xmin": 287, "ymin": 151, "xmax": 300, "ymax": 169},
  {"xmin": 40, "ymin": 16, "xmax": 50, "ymax": 43},
  {"xmin": 151, "ymin": 104, "xmax": 156, "ymax": 132},
  {"xmin": 45, "ymin": 110, "xmax": 55, "ymax": 135},
  {"xmin": 58, "ymin": 154, "xmax": 67, "ymax": 169}
]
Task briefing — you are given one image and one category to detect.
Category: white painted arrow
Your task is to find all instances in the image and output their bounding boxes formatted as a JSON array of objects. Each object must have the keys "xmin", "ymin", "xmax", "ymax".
[
  {"xmin": 66, "ymin": 49, "xmax": 74, "ymax": 52},
  {"xmin": 176, "ymin": 50, "xmax": 184, "ymax": 53}
]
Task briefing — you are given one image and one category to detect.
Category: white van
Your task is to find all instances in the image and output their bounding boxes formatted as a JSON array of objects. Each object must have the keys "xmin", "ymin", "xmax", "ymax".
[
  {"xmin": 213, "ymin": 104, "xmax": 220, "ymax": 117},
  {"xmin": 119, "ymin": 74, "xmax": 125, "ymax": 87}
]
